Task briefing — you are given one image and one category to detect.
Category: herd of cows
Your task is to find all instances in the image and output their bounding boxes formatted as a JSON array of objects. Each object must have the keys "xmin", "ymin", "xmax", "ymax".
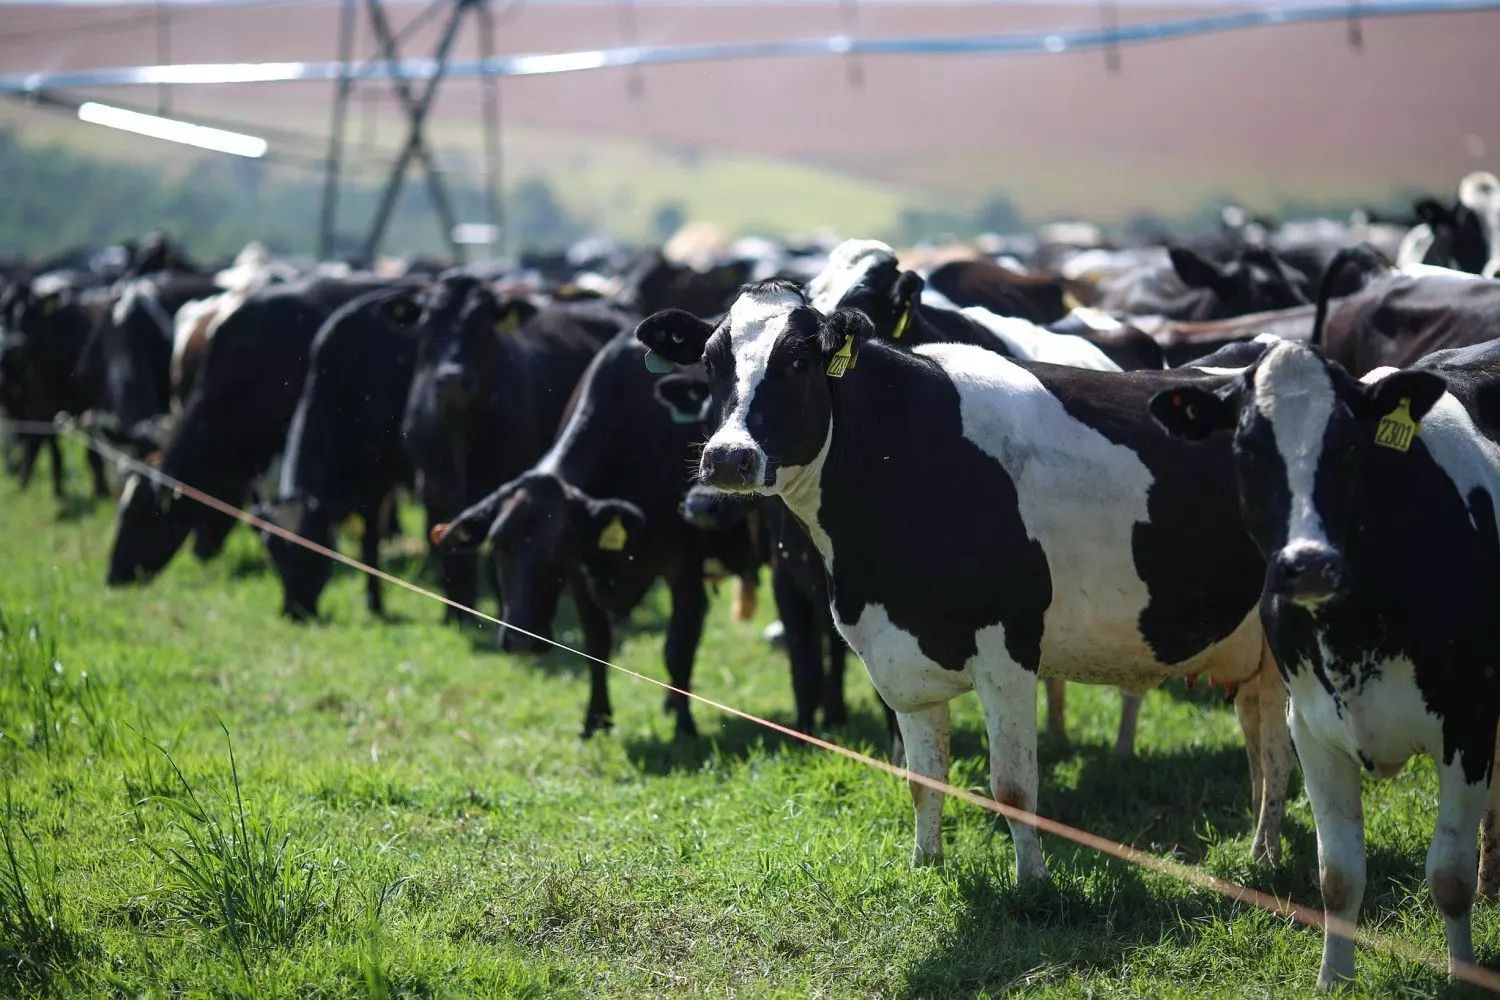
[{"xmin": 6, "ymin": 169, "xmax": 1500, "ymax": 988}]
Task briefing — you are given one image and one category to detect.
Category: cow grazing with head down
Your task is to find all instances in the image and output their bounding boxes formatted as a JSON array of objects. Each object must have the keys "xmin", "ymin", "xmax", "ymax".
[
  {"xmin": 400, "ymin": 273, "xmax": 622, "ymax": 619},
  {"xmin": 636, "ymin": 279, "xmax": 1294, "ymax": 874},
  {"xmin": 1398, "ymin": 171, "xmax": 1500, "ymax": 278},
  {"xmin": 107, "ymin": 277, "xmax": 388, "ymax": 586},
  {"xmin": 433, "ymin": 331, "xmax": 759, "ymax": 739},
  {"xmin": 259, "ymin": 287, "xmax": 424, "ymax": 620},
  {"xmin": 1152, "ymin": 338, "xmax": 1500, "ymax": 989}
]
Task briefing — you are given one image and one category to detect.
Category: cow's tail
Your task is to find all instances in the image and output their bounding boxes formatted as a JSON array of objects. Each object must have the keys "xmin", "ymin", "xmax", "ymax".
[{"xmin": 1311, "ymin": 244, "xmax": 1388, "ymax": 348}]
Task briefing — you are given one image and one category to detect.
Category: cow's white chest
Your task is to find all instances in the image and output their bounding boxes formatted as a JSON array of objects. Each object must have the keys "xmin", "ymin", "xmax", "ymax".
[
  {"xmin": 915, "ymin": 343, "xmax": 1172, "ymax": 677},
  {"xmin": 1288, "ymin": 651, "xmax": 1441, "ymax": 776}
]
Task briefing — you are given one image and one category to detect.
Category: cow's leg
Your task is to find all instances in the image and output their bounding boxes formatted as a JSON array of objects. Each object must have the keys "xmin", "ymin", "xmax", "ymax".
[
  {"xmin": 823, "ymin": 619, "xmax": 849, "ymax": 728},
  {"xmin": 663, "ymin": 573, "xmax": 707, "ymax": 739},
  {"xmin": 1044, "ymin": 679, "xmax": 1067, "ymax": 744},
  {"xmin": 1428, "ymin": 756, "xmax": 1488, "ymax": 976},
  {"xmin": 772, "ymin": 564, "xmax": 822, "ymax": 732},
  {"xmin": 47, "ymin": 436, "xmax": 65, "ymax": 498},
  {"xmin": 86, "ymin": 445, "xmax": 109, "ymax": 498},
  {"xmin": 572, "ymin": 578, "xmax": 614, "ymax": 737},
  {"xmin": 1113, "ymin": 691, "xmax": 1143, "ymax": 759},
  {"xmin": 974, "ymin": 659, "xmax": 1047, "ymax": 882},
  {"xmin": 361, "ymin": 500, "xmax": 384, "ymax": 618},
  {"xmin": 895, "ymin": 701, "xmax": 950, "ymax": 866},
  {"xmin": 14, "ymin": 436, "xmax": 42, "ymax": 489},
  {"xmin": 1479, "ymin": 725, "xmax": 1500, "ymax": 898},
  {"xmin": 1252, "ymin": 665, "xmax": 1294, "ymax": 865},
  {"xmin": 1292, "ymin": 711, "xmax": 1365, "ymax": 990},
  {"xmin": 1235, "ymin": 679, "xmax": 1266, "ymax": 835}
]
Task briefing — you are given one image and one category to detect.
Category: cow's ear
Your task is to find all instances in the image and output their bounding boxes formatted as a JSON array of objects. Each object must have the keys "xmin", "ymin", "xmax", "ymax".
[
  {"xmin": 636, "ymin": 309, "xmax": 714, "ymax": 369},
  {"xmin": 1150, "ymin": 383, "xmax": 1238, "ymax": 441},
  {"xmin": 893, "ymin": 269, "xmax": 924, "ymax": 313},
  {"xmin": 653, "ymin": 372, "xmax": 711, "ymax": 424},
  {"xmin": 432, "ymin": 480, "xmax": 518, "ymax": 551},
  {"xmin": 584, "ymin": 497, "xmax": 646, "ymax": 556},
  {"xmin": 381, "ymin": 294, "xmax": 422, "ymax": 328},
  {"xmin": 1415, "ymin": 199, "xmax": 1455, "ymax": 228},
  {"xmin": 1169, "ymin": 246, "xmax": 1231, "ymax": 293},
  {"xmin": 1360, "ymin": 369, "xmax": 1448, "ymax": 424},
  {"xmin": 494, "ymin": 298, "xmax": 539, "ymax": 335},
  {"xmin": 818, "ymin": 308, "xmax": 875, "ymax": 369}
]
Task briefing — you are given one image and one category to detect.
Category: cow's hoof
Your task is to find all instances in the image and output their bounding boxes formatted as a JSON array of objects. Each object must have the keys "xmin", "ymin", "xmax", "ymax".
[
  {"xmin": 579, "ymin": 718, "xmax": 613, "ymax": 740},
  {"xmin": 911, "ymin": 847, "xmax": 943, "ymax": 868},
  {"xmin": 1250, "ymin": 838, "xmax": 1281, "ymax": 867}
]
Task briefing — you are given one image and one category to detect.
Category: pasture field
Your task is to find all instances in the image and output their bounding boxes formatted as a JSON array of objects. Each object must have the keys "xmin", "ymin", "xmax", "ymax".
[{"xmin": 0, "ymin": 448, "xmax": 1495, "ymax": 997}]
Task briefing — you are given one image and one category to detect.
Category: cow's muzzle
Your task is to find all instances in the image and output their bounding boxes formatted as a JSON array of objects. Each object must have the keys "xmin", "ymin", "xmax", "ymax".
[
  {"xmin": 700, "ymin": 443, "xmax": 762, "ymax": 491},
  {"xmin": 1271, "ymin": 546, "xmax": 1347, "ymax": 607}
]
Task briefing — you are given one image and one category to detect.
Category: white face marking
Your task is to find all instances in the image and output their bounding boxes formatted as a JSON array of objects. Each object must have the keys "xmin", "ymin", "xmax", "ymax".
[
  {"xmin": 1458, "ymin": 171, "xmax": 1500, "ymax": 278},
  {"xmin": 1253, "ymin": 342, "xmax": 1336, "ymax": 557},
  {"xmin": 703, "ymin": 286, "xmax": 804, "ymax": 486},
  {"xmin": 805, "ymin": 239, "xmax": 895, "ymax": 314}
]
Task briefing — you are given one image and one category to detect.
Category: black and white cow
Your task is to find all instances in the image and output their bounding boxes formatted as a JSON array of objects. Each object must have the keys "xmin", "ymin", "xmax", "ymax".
[
  {"xmin": 1315, "ymin": 264, "xmax": 1500, "ymax": 376},
  {"xmin": 433, "ymin": 331, "xmax": 759, "ymax": 739},
  {"xmin": 259, "ymin": 288, "xmax": 424, "ymax": 620},
  {"xmin": 1398, "ymin": 171, "xmax": 1500, "ymax": 278},
  {"xmin": 1152, "ymin": 338, "xmax": 1500, "ymax": 988},
  {"xmin": 636, "ymin": 279, "xmax": 1294, "ymax": 873},
  {"xmin": 1093, "ymin": 245, "xmax": 1311, "ymax": 321},
  {"xmin": 107, "ymin": 277, "xmax": 388, "ymax": 585}
]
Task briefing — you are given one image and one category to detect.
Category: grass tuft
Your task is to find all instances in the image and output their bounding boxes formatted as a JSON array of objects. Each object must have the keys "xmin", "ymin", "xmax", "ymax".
[{"xmin": 0, "ymin": 788, "xmax": 79, "ymax": 990}]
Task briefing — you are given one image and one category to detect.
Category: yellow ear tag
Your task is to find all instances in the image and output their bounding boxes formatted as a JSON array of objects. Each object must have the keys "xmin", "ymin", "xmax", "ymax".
[
  {"xmin": 891, "ymin": 304, "xmax": 911, "ymax": 340},
  {"xmin": 1375, "ymin": 397, "xmax": 1419, "ymax": 453},
  {"xmin": 597, "ymin": 516, "xmax": 628, "ymax": 552},
  {"xmin": 826, "ymin": 334, "xmax": 856, "ymax": 377}
]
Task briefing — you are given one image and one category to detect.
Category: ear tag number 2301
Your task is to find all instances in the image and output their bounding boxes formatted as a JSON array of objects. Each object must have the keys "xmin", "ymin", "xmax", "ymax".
[{"xmin": 1374, "ymin": 397, "xmax": 1420, "ymax": 453}]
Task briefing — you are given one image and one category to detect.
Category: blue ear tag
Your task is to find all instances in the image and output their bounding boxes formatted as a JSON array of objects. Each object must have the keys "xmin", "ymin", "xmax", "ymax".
[
  {"xmin": 670, "ymin": 410, "xmax": 700, "ymax": 425},
  {"xmin": 644, "ymin": 350, "xmax": 677, "ymax": 374}
]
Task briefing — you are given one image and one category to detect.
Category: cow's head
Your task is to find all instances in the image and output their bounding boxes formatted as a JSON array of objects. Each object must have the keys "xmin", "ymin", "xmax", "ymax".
[
  {"xmin": 435, "ymin": 470, "xmax": 647, "ymax": 651},
  {"xmin": 1151, "ymin": 341, "xmax": 1446, "ymax": 609},
  {"xmin": 1169, "ymin": 246, "xmax": 1310, "ymax": 316},
  {"xmin": 107, "ymin": 471, "xmax": 194, "ymax": 585},
  {"xmin": 805, "ymin": 239, "xmax": 922, "ymax": 340},
  {"xmin": 637, "ymin": 279, "xmax": 873, "ymax": 495},
  {"xmin": 411, "ymin": 275, "xmax": 535, "ymax": 421}
]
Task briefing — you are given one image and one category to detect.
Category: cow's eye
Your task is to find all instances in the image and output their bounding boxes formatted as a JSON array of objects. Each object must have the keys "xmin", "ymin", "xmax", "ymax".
[
  {"xmin": 790, "ymin": 356, "xmax": 807, "ymax": 372},
  {"xmin": 703, "ymin": 359, "xmax": 716, "ymax": 376}
]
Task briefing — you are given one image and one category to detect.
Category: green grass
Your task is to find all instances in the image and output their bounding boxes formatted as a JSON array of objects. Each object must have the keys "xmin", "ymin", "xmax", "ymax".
[{"xmin": 0, "ymin": 449, "xmax": 1494, "ymax": 997}]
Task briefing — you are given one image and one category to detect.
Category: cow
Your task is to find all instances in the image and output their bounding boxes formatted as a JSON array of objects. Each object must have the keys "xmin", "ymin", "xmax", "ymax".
[
  {"xmin": 258, "ymin": 287, "xmax": 424, "ymax": 620},
  {"xmin": 921, "ymin": 258, "xmax": 1076, "ymax": 325},
  {"xmin": 400, "ymin": 274, "xmax": 622, "ymax": 619},
  {"xmin": 635, "ymin": 279, "xmax": 1294, "ymax": 876},
  {"xmin": 1151, "ymin": 338, "xmax": 1500, "ymax": 989},
  {"xmin": 0, "ymin": 271, "xmax": 111, "ymax": 496},
  {"xmin": 1094, "ymin": 245, "xmax": 1311, "ymax": 321},
  {"xmin": 432, "ymin": 331, "xmax": 758, "ymax": 740},
  {"xmin": 107, "ymin": 277, "xmax": 388, "ymax": 585},
  {"xmin": 1130, "ymin": 304, "xmax": 1320, "ymax": 368},
  {"xmin": 1314, "ymin": 262, "xmax": 1500, "ymax": 376},
  {"xmin": 1397, "ymin": 171, "xmax": 1500, "ymax": 278}
]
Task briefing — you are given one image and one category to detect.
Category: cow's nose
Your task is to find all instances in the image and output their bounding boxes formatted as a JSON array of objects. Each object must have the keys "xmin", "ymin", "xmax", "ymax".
[
  {"xmin": 681, "ymin": 486, "xmax": 727, "ymax": 528},
  {"xmin": 700, "ymin": 444, "xmax": 761, "ymax": 490},
  {"xmin": 1273, "ymin": 547, "xmax": 1346, "ymax": 606}
]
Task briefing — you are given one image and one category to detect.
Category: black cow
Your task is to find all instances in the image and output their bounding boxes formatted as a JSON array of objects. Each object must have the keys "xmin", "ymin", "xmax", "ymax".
[
  {"xmin": 1095, "ymin": 245, "xmax": 1311, "ymax": 321},
  {"xmin": 433, "ymin": 331, "xmax": 758, "ymax": 739},
  {"xmin": 0, "ymin": 272, "xmax": 110, "ymax": 496},
  {"xmin": 107, "ymin": 277, "xmax": 389, "ymax": 585},
  {"xmin": 923, "ymin": 258, "xmax": 1075, "ymax": 325},
  {"xmin": 81, "ymin": 272, "xmax": 218, "ymax": 453},
  {"xmin": 400, "ymin": 274, "xmax": 622, "ymax": 619},
  {"xmin": 1398, "ymin": 171, "xmax": 1500, "ymax": 277},
  {"xmin": 1152, "ymin": 338, "xmax": 1500, "ymax": 989},
  {"xmin": 259, "ymin": 287, "xmax": 424, "ymax": 620},
  {"xmin": 636, "ymin": 280, "xmax": 1294, "ymax": 875},
  {"xmin": 1315, "ymin": 264, "xmax": 1500, "ymax": 376}
]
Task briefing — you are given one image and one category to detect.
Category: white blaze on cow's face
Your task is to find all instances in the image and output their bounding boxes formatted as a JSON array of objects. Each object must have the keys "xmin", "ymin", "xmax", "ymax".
[
  {"xmin": 1458, "ymin": 170, "xmax": 1500, "ymax": 279},
  {"xmin": 805, "ymin": 239, "xmax": 896, "ymax": 314},
  {"xmin": 699, "ymin": 282, "xmax": 830, "ymax": 494},
  {"xmin": 1245, "ymin": 342, "xmax": 1348, "ymax": 605}
]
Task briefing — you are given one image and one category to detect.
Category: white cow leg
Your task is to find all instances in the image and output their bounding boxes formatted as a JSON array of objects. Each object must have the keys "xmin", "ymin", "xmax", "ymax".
[
  {"xmin": 896, "ymin": 702, "xmax": 950, "ymax": 867},
  {"xmin": 1428, "ymin": 757, "xmax": 1487, "ymax": 976},
  {"xmin": 1479, "ymin": 725, "xmax": 1500, "ymax": 899},
  {"xmin": 1292, "ymin": 712, "xmax": 1365, "ymax": 991},
  {"xmin": 1253, "ymin": 665, "xmax": 1294, "ymax": 865},
  {"xmin": 1235, "ymin": 680, "xmax": 1266, "ymax": 827},
  {"xmin": 1113, "ymin": 690, "xmax": 1143, "ymax": 759},
  {"xmin": 974, "ymin": 660, "xmax": 1047, "ymax": 883}
]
